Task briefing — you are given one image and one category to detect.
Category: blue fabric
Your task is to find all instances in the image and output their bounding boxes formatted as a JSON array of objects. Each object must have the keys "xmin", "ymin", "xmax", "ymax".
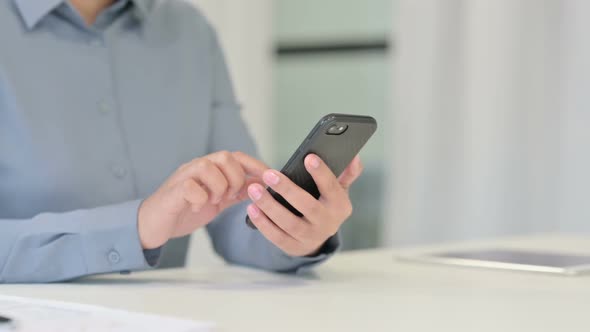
[{"xmin": 0, "ymin": 0, "xmax": 338, "ymax": 283}]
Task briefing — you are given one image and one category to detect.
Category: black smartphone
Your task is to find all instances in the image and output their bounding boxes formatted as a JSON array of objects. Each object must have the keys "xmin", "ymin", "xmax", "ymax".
[{"xmin": 246, "ymin": 113, "xmax": 377, "ymax": 229}]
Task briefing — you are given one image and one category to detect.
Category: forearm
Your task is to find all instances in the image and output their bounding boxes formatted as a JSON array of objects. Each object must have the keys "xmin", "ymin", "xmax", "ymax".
[{"xmin": 0, "ymin": 200, "xmax": 155, "ymax": 283}]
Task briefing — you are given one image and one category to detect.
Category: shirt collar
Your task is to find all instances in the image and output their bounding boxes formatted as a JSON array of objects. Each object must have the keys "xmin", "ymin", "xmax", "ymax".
[
  {"xmin": 13, "ymin": 0, "xmax": 150, "ymax": 30},
  {"xmin": 14, "ymin": 0, "xmax": 63, "ymax": 29}
]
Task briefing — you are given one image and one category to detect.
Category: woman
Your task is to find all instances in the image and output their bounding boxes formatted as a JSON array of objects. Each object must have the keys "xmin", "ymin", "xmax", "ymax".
[{"xmin": 0, "ymin": 0, "xmax": 363, "ymax": 283}]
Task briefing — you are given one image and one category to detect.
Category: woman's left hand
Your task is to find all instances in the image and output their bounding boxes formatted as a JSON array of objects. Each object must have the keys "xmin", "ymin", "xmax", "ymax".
[{"xmin": 246, "ymin": 154, "xmax": 364, "ymax": 257}]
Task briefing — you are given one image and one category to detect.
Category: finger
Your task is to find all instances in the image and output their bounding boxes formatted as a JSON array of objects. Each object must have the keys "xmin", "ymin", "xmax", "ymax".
[
  {"xmin": 207, "ymin": 151, "xmax": 246, "ymax": 200},
  {"xmin": 246, "ymin": 204, "xmax": 302, "ymax": 255},
  {"xmin": 215, "ymin": 179, "xmax": 264, "ymax": 211},
  {"xmin": 304, "ymin": 154, "xmax": 346, "ymax": 201},
  {"xmin": 247, "ymin": 183, "xmax": 314, "ymax": 241},
  {"xmin": 160, "ymin": 178, "xmax": 208, "ymax": 214},
  {"xmin": 338, "ymin": 155, "xmax": 364, "ymax": 190},
  {"xmin": 236, "ymin": 177, "xmax": 263, "ymax": 201},
  {"xmin": 260, "ymin": 169, "xmax": 328, "ymax": 223},
  {"xmin": 190, "ymin": 159, "xmax": 229, "ymax": 204},
  {"xmin": 232, "ymin": 151, "xmax": 269, "ymax": 178},
  {"xmin": 180, "ymin": 179, "xmax": 209, "ymax": 212}
]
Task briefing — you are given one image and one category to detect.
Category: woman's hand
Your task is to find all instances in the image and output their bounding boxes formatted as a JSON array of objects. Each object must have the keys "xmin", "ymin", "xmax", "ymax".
[
  {"xmin": 246, "ymin": 154, "xmax": 364, "ymax": 257},
  {"xmin": 137, "ymin": 151, "xmax": 268, "ymax": 249}
]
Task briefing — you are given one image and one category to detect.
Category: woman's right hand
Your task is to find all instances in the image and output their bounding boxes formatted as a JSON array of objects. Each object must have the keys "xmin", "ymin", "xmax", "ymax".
[{"xmin": 137, "ymin": 151, "xmax": 268, "ymax": 250}]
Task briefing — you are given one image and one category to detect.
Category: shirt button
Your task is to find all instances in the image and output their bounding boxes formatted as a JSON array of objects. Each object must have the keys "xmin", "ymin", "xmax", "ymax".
[
  {"xmin": 98, "ymin": 101, "xmax": 110, "ymax": 115},
  {"xmin": 110, "ymin": 165, "xmax": 128, "ymax": 179},
  {"xmin": 107, "ymin": 250, "xmax": 121, "ymax": 264}
]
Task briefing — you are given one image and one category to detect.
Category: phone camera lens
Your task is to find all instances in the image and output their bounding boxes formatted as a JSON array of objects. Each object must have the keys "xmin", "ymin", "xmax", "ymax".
[{"xmin": 326, "ymin": 124, "xmax": 348, "ymax": 135}]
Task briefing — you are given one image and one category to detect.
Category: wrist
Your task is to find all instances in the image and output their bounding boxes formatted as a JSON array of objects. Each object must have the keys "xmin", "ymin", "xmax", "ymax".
[{"xmin": 137, "ymin": 198, "xmax": 168, "ymax": 250}]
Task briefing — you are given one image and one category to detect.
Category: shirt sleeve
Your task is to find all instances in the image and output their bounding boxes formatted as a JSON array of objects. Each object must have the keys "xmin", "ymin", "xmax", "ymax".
[
  {"xmin": 0, "ymin": 200, "xmax": 157, "ymax": 283},
  {"xmin": 204, "ymin": 27, "xmax": 340, "ymax": 273}
]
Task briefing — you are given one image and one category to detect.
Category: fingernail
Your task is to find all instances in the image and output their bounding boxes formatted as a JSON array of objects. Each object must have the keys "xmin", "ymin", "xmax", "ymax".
[
  {"xmin": 247, "ymin": 204, "xmax": 260, "ymax": 218},
  {"xmin": 263, "ymin": 170, "xmax": 280, "ymax": 186},
  {"xmin": 307, "ymin": 155, "xmax": 320, "ymax": 169},
  {"xmin": 248, "ymin": 184, "xmax": 263, "ymax": 201}
]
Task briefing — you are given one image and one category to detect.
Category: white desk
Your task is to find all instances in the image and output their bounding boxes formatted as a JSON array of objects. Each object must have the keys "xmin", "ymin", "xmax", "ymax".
[{"xmin": 2, "ymin": 234, "xmax": 590, "ymax": 332}]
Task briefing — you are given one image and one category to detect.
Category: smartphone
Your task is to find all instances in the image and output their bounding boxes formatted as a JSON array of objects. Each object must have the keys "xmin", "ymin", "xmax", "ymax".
[{"xmin": 246, "ymin": 113, "xmax": 377, "ymax": 229}]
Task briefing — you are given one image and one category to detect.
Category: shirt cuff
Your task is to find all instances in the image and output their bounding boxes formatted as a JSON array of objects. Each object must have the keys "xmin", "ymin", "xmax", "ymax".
[
  {"xmin": 143, "ymin": 248, "xmax": 163, "ymax": 267},
  {"xmin": 306, "ymin": 233, "xmax": 341, "ymax": 258},
  {"xmin": 80, "ymin": 200, "xmax": 157, "ymax": 275}
]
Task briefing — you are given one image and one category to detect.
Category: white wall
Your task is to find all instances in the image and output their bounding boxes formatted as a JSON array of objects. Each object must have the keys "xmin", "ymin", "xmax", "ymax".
[{"xmin": 386, "ymin": 0, "xmax": 590, "ymax": 247}]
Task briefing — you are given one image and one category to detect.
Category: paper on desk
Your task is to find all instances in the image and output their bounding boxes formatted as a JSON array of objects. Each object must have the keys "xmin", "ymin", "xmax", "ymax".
[{"xmin": 0, "ymin": 295, "xmax": 213, "ymax": 332}]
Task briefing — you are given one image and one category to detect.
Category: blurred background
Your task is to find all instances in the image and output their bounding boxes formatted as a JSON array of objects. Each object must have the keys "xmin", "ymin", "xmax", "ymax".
[{"xmin": 190, "ymin": 0, "xmax": 590, "ymax": 252}]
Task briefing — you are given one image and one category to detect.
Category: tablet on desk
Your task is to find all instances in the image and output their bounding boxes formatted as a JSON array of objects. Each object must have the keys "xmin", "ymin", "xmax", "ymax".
[{"xmin": 400, "ymin": 249, "xmax": 590, "ymax": 276}]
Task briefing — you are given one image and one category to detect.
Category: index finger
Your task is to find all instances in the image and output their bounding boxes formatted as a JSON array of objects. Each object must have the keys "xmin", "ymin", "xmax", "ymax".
[{"xmin": 232, "ymin": 151, "xmax": 269, "ymax": 178}]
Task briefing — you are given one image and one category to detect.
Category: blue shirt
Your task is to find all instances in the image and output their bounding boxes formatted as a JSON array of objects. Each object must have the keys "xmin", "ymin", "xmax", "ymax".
[{"xmin": 0, "ymin": 0, "xmax": 337, "ymax": 283}]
